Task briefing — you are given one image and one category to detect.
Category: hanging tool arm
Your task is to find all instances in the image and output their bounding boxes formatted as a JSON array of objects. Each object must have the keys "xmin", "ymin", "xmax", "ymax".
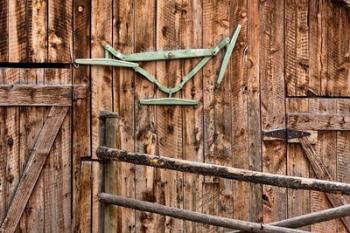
[{"xmin": 216, "ymin": 24, "xmax": 241, "ymax": 86}]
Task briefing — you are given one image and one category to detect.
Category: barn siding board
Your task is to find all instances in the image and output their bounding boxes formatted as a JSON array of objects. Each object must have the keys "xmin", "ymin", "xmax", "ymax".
[
  {"xmin": 18, "ymin": 69, "xmax": 45, "ymax": 233},
  {"xmin": 112, "ymin": 0, "xmax": 136, "ymax": 231},
  {"xmin": 134, "ymin": 0, "xmax": 158, "ymax": 232},
  {"xmin": 260, "ymin": 0, "xmax": 287, "ymax": 224},
  {"xmin": 90, "ymin": 0, "xmax": 113, "ymax": 232},
  {"xmin": 286, "ymin": 98, "xmax": 311, "ymax": 232},
  {"xmin": 72, "ymin": 0, "xmax": 91, "ymax": 231},
  {"xmin": 181, "ymin": 0, "xmax": 204, "ymax": 231},
  {"xmin": 202, "ymin": 1, "xmax": 231, "ymax": 231},
  {"xmin": 48, "ymin": 0, "xmax": 73, "ymax": 62},
  {"xmin": 155, "ymin": 1, "xmax": 184, "ymax": 231},
  {"xmin": 0, "ymin": 0, "xmax": 8, "ymax": 61},
  {"xmin": 1, "ymin": 1, "xmax": 350, "ymax": 233}
]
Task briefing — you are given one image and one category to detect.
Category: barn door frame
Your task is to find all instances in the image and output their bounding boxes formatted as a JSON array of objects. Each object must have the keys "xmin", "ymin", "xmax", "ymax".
[{"xmin": 0, "ymin": 83, "xmax": 87, "ymax": 233}]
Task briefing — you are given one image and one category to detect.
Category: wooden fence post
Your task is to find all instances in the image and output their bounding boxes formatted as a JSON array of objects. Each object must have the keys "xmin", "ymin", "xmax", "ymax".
[{"xmin": 100, "ymin": 111, "xmax": 120, "ymax": 233}]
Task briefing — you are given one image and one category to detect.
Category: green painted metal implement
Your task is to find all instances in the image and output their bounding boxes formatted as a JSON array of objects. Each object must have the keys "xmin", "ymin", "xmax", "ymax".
[{"xmin": 75, "ymin": 25, "xmax": 241, "ymax": 106}]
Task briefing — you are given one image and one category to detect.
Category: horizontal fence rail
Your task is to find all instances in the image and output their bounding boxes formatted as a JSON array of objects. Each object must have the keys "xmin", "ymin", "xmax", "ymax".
[
  {"xmin": 99, "ymin": 193, "xmax": 309, "ymax": 233},
  {"xmin": 97, "ymin": 146, "xmax": 350, "ymax": 195},
  {"xmin": 231, "ymin": 204, "xmax": 350, "ymax": 233}
]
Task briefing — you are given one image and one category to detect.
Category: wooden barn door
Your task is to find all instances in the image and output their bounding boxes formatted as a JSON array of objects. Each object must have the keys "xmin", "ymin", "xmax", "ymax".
[
  {"xmin": 260, "ymin": 0, "xmax": 350, "ymax": 232},
  {"xmin": 0, "ymin": 68, "xmax": 77, "ymax": 233},
  {"xmin": 0, "ymin": 1, "xmax": 83, "ymax": 232}
]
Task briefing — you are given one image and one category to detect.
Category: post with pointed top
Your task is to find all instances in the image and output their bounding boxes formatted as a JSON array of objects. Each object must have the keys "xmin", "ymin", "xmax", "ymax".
[{"xmin": 99, "ymin": 111, "xmax": 120, "ymax": 233}]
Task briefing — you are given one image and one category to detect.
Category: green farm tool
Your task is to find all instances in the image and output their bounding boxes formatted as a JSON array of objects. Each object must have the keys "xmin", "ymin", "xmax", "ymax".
[{"xmin": 75, "ymin": 25, "xmax": 241, "ymax": 106}]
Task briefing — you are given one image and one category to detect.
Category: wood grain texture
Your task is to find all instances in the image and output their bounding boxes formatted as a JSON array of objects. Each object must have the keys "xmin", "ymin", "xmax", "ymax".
[
  {"xmin": 0, "ymin": 106, "xmax": 68, "ymax": 233},
  {"xmin": 202, "ymin": 1, "xmax": 232, "ymax": 231},
  {"xmin": 0, "ymin": 0, "xmax": 8, "ymax": 61},
  {"xmin": 260, "ymin": 0, "xmax": 287, "ymax": 224},
  {"xmin": 0, "ymin": 84, "xmax": 84, "ymax": 106},
  {"xmin": 299, "ymin": 136, "xmax": 350, "ymax": 232},
  {"xmin": 42, "ymin": 69, "xmax": 72, "ymax": 233},
  {"xmin": 336, "ymin": 99, "xmax": 350, "ymax": 233},
  {"xmin": 48, "ymin": 0, "xmax": 72, "ymax": 62},
  {"xmin": 288, "ymin": 112, "xmax": 350, "ymax": 130},
  {"xmin": 155, "ymin": 1, "xmax": 184, "ymax": 232},
  {"xmin": 134, "ymin": 0, "xmax": 158, "ymax": 232},
  {"xmin": 181, "ymin": 0, "xmax": 204, "ymax": 232},
  {"xmin": 90, "ymin": 0, "xmax": 113, "ymax": 232},
  {"xmin": 112, "ymin": 0, "xmax": 136, "ymax": 231},
  {"xmin": 308, "ymin": 99, "xmax": 340, "ymax": 232},
  {"xmin": 27, "ymin": 0, "xmax": 48, "ymax": 62},
  {"xmin": 0, "ymin": 69, "xmax": 20, "ymax": 233},
  {"xmin": 18, "ymin": 69, "xmax": 45, "ymax": 233},
  {"xmin": 72, "ymin": 0, "xmax": 91, "ymax": 231},
  {"xmin": 8, "ymin": 0, "xmax": 27, "ymax": 62},
  {"xmin": 285, "ymin": 0, "xmax": 309, "ymax": 96},
  {"xmin": 103, "ymin": 115, "xmax": 120, "ymax": 233},
  {"xmin": 99, "ymin": 193, "xmax": 309, "ymax": 233}
]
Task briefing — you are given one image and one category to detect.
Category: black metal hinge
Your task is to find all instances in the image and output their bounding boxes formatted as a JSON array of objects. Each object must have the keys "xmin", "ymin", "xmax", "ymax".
[{"xmin": 262, "ymin": 128, "xmax": 310, "ymax": 140}]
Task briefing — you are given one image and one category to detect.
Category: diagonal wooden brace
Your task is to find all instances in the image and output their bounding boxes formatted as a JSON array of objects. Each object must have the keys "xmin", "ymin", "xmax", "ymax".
[
  {"xmin": 0, "ymin": 107, "xmax": 69, "ymax": 233},
  {"xmin": 299, "ymin": 137, "xmax": 350, "ymax": 232}
]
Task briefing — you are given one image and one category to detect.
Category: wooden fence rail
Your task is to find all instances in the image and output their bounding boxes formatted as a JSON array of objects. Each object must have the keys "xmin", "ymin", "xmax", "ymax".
[
  {"xmin": 99, "ymin": 193, "xmax": 309, "ymax": 233},
  {"xmin": 231, "ymin": 204, "xmax": 350, "ymax": 233},
  {"xmin": 97, "ymin": 146, "xmax": 350, "ymax": 195}
]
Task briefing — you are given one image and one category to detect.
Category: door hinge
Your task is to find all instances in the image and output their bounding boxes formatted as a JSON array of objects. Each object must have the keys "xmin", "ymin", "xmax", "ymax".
[{"xmin": 262, "ymin": 128, "xmax": 310, "ymax": 140}]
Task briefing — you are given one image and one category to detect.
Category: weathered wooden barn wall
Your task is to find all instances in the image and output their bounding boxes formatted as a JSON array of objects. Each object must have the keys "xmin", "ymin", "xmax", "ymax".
[{"xmin": 0, "ymin": 0, "xmax": 350, "ymax": 232}]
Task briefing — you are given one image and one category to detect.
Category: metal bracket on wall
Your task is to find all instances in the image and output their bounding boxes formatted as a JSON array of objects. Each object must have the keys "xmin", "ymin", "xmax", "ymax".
[{"xmin": 75, "ymin": 25, "xmax": 241, "ymax": 106}]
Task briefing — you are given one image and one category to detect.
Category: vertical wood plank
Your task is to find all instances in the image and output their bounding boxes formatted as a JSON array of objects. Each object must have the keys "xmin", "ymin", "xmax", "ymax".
[
  {"xmin": 0, "ymin": 0, "xmax": 8, "ymax": 61},
  {"xmin": 18, "ymin": 69, "xmax": 45, "ymax": 233},
  {"xmin": 155, "ymin": 1, "xmax": 184, "ymax": 231},
  {"xmin": 246, "ymin": 0, "xmax": 262, "ymax": 223},
  {"xmin": 325, "ymin": 2, "xmax": 350, "ymax": 96},
  {"xmin": 336, "ymin": 100, "xmax": 350, "ymax": 233},
  {"xmin": 230, "ymin": 0, "xmax": 248, "ymax": 224},
  {"xmin": 309, "ymin": 99, "xmax": 339, "ymax": 232},
  {"xmin": 3, "ymin": 70, "xmax": 21, "ymax": 232},
  {"xmin": 72, "ymin": 0, "xmax": 91, "ymax": 231},
  {"xmin": 77, "ymin": 161, "xmax": 92, "ymax": 233},
  {"xmin": 8, "ymin": 0, "xmax": 27, "ymax": 62},
  {"xmin": 285, "ymin": 0, "xmax": 309, "ymax": 96},
  {"xmin": 112, "ymin": 1, "xmax": 136, "ymax": 231},
  {"xmin": 181, "ymin": 0, "xmax": 204, "ymax": 232},
  {"xmin": 134, "ymin": 0, "xmax": 158, "ymax": 232},
  {"xmin": 43, "ymin": 69, "xmax": 72, "ymax": 233},
  {"xmin": 48, "ymin": 0, "xmax": 73, "ymax": 62},
  {"xmin": 286, "ymin": 98, "xmax": 310, "ymax": 231},
  {"xmin": 260, "ymin": 0, "xmax": 287, "ymax": 224},
  {"xmin": 27, "ymin": 0, "xmax": 48, "ymax": 62},
  {"xmin": 202, "ymin": 0, "xmax": 232, "ymax": 231},
  {"xmin": 0, "ymin": 70, "xmax": 5, "ymax": 223},
  {"xmin": 309, "ymin": 0, "xmax": 324, "ymax": 96},
  {"xmin": 0, "ymin": 69, "xmax": 20, "ymax": 231},
  {"xmin": 91, "ymin": 0, "xmax": 113, "ymax": 232}
]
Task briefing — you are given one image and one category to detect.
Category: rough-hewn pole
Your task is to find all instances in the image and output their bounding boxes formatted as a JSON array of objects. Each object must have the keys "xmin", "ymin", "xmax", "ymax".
[
  {"xmin": 230, "ymin": 203, "xmax": 350, "ymax": 233},
  {"xmin": 99, "ymin": 193, "xmax": 309, "ymax": 233},
  {"xmin": 96, "ymin": 147, "xmax": 350, "ymax": 195},
  {"xmin": 100, "ymin": 111, "xmax": 120, "ymax": 233}
]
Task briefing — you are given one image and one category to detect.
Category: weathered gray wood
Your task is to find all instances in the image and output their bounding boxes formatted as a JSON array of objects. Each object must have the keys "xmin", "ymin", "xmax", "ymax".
[
  {"xmin": 0, "ymin": 84, "xmax": 87, "ymax": 106},
  {"xmin": 288, "ymin": 113, "xmax": 350, "ymax": 130},
  {"xmin": 97, "ymin": 147, "xmax": 350, "ymax": 195},
  {"xmin": 99, "ymin": 193, "xmax": 309, "ymax": 233},
  {"xmin": 0, "ymin": 107, "xmax": 69, "ymax": 233}
]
